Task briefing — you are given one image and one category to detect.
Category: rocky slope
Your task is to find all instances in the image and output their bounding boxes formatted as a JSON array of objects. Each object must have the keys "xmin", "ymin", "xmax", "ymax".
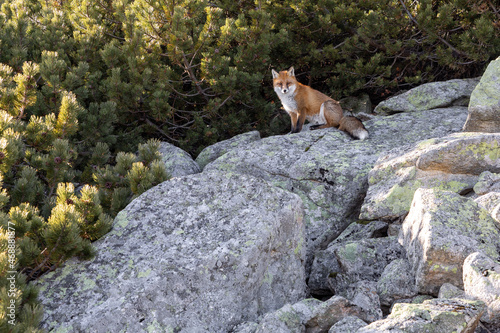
[{"xmin": 36, "ymin": 56, "xmax": 500, "ymax": 332}]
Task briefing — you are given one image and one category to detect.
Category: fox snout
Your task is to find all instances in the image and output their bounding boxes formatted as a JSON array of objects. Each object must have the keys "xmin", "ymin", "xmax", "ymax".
[{"xmin": 274, "ymin": 83, "xmax": 296, "ymax": 96}]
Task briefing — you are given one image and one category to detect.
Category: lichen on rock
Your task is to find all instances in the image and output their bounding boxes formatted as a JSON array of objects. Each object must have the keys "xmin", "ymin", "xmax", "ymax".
[
  {"xmin": 374, "ymin": 78, "xmax": 479, "ymax": 115},
  {"xmin": 400, "ymin": 188, "xmax": 500, "ymax": 296},
  {"xmin": 36, "ymin": 171, "xmax": 307, "ymax": 332},
  {"xmin": 358, "ymin": 298, "xmax": 486, "ymax": 333},
  {"xmin": 360, "ymin": 133, "xmax": 500, "ymax": 220},
  {"xmin": 463, "ymin": 56, "xmax": 500, "ymax": 133}
]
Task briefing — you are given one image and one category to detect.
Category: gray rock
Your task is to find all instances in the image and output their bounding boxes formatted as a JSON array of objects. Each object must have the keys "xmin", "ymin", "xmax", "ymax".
[
  {"xmin": 463, "ymin": 252, "xmax": 500, "ymax": 326},
  {"xmin": 328, "ymin": 316, "xmax": 367, "ymax": 333},
  {"xmin": 389, "ymin": 295, "xmax": 435, "ymax": 312},
  {"xmin": 374, "ymin": 78, "xmax": 479, "ymax": 115},
  {"xmin": 342, "ymin": 281, "xmax": 383, "ymax": 322},
  {"xmin": 438, "ymin": 283, "xmax": 466, "ymax": 299},
  {"xmin": 233, "ymin": 322, "xmax": 259, "ymax": 333},
  {"xmin": 305, "ymin": 296, "xmax": 374, "ymax": 333},
  {"xmin": 463, "ymin": 57, "xmax": 500, "ymax": 132},
  {"xmin": 400, "ymin": 189, "xmax": 500, "ymax": 296},
  {"xmin": 36, "ymin": 171, "xmax": 306, "ymax": 332},
  {"xmin": 474, "ymin": 171, "xmax": 500, "ymax": 195},
  {"xmin": 387, "ymin": 222, "xmax": 402, "ymax": 237},
  {"xmin": 409, "ymin": 295, "xmax": 435, "ymax": 304},
  {"xmin": 206, "ymin": 107, "xmax": 468, "ymax": 269},
  {"xmin": 360, "ymin": 133, "xmax": 500, "ymax": 220},
  {"xmin": 158, "ymin": 141, "xmax": 201, "ymax": 177},
  {"xmin": 358, "ymin": 298, "xmax": 486, "ymax": 333},
  {"xmin": 243, "ymin": 296, "xmax": 373, "ymax": 333},
  {"xmin": 330, "ymin": 237, "xmax": 404, "ymax": 295},
  {"xmin": 290, "ymin": 298, "xmax": 324, "ymax": 323},
  {"xmin": 377, "ymin": 259, "xmax": 418, "ymax": 307},
  {"xmin": 309, "ymin": 221, "xmax": 388, "ymax": 295},
  {"xmin": 415, "ymin": 133, "xmax": 500, "ymax": 174},
  {"xmin": 475, "ymin": 192, "xmax": 500, "ymax": 223},
  {"xmin": 252, "ymin": 298, "xmax": 321, "ymax": 333},
  {"xmin": 254, "ymin": 304, "xmax": 304, "ymax": 333},
  {"xmin": 195, "ymin": 130, "xmax": 261, "ymax": 170},
  {"xmin": 334, "ymin": 221, "xmax": 389, "ymax": 242},
  {"xmin": 308, "ymin": 248, "xmax": 342, "ymax": 297}
]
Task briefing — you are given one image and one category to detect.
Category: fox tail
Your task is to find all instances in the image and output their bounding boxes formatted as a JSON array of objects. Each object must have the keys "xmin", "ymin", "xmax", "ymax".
[{"xmin": 339, "ymin": 116, "xmax": 369, "ymax": 140}]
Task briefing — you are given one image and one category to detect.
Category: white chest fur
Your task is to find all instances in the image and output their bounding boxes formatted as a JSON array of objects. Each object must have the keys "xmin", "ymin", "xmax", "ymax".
[
  {"xmin": 274, "ymin": 85, "xmax": 298, "ymax": 114},
  {"xmin": 274, "ymin": 85, "xmax": 327, "ymax": 125}
]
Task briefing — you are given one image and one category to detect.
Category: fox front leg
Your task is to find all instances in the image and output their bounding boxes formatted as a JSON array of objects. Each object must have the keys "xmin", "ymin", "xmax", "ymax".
[
  {"xmin": 293, "ymin": 110, "xmax": 307, "ymax": 133},
  {"xmin": 288, "ymin": 112, "xmax": 299, "ymax": 134}
]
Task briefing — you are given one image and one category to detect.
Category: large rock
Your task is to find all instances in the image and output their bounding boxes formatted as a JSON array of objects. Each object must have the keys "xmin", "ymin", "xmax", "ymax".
[
  {"xmin": 195, "ymin": 130, "xmax": 261, "ymax": 170},
  {"xmin": 305, "ymin": 296, "xmax": 374, "ymax": 332},
  {"xmin": 463, "ymin": 252, "xmax": 500, "ymax": 326},
  {"xmin": 438, "ymin": 283, "xmax": 467, "ymax": 299},
  {"xmin": 36, "ymin": 171, "xmax": 306, "ymax": 332},
  {"xmin": 206, "ymin": 107, "xmax": 468, "ymax": 266},
  {"xmin": 328, "ymin": 316, "xmax": 367, "ymax": 333},
  {"xmin": 309, "ymin": 221, "xmax": 388, "ymax": 295},
  {"xmin": 400, "ymin": 188, "xmax": 500, "ymax": 295},
  {"xmin": 330, "ymin": 237, "xmax": 404, "ymax": 294},
  {"xmin": 158, "ymin": 141, "xmax": 201, "ymax": 177},
  {"xmin": 234, "ymin": 296, "xmax": 373, "ymax": 333},
  {"xmin": 249, "ymin": 299, "xmax": 321, "ymax": 333},
  {"xmin": 463, "ymin": 57, "xmax": 500, "ymax": 132},
  {"xmin": 374, "ymin": 78, "xmax": 479, "ymax": 115},
  {"xmin": 376, "ymin": 259, "xmax": 418, "ymax": 307},
  {"xmin": 360, "ymin": 133, "xmax": 500, "ymax": 220},
  {"xmin": 474, "ymin": 171, "xmax": 500, "ymax": 195},
  {"xmin": 358, "ymin": 298, "xmax": 486, "ymax": 333},
  {"xmin": 342, "ymin": 281, "xmax": 383, "ymax": 322},
  {"xmin": 474, "ymin": 172, "xmax": 500, "ymax": 223},
  {"xmin": 475, "ymin": 192, "xmax": 500, "ymax": 223}
]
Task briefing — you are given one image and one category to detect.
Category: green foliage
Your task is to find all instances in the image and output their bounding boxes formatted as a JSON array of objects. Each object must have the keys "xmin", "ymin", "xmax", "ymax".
[
  {"xmin": 2, "ymin": 0, "xmax": 497, "ymax": 156},
  {"xmin": 0, "ymin": 58, "xmax": 169, "ymax": 329},
  {"xmin": 93, "ymin": 139, "xmax": 169, "ymax": 215}
]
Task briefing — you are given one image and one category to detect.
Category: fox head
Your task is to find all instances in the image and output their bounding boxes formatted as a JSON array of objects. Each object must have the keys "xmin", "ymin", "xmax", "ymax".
[{"xmin": 272, "ymin": 66, "xmax": 297, "ymax": 96}]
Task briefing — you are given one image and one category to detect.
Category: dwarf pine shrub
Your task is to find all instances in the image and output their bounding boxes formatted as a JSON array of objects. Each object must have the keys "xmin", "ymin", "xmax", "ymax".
[{"xmin": 0, "ymin": 61, "xmax": 169, "ymax": 329}]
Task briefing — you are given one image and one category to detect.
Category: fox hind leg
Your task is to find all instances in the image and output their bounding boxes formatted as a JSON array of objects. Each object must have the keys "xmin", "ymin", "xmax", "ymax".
[
  {"xmin": 309, "ymin": 100, "xmax": 342, "ymax": 130},
  {"xmin": 323, "ymin": 100, "xmax": 342, "ymax": 128},
  {"xmin": 310, "ymin": 123, "xmax": 327, "ymax": 130},
  {"xmin": 309, "ymin": 103, "xmax": 327, "ymax": 130}
]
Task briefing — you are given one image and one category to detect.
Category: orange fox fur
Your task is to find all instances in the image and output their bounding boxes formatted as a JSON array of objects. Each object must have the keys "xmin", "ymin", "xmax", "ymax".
[{"xmin": 272, "ymin": 67, "xmax": 368, "ymax": 140}]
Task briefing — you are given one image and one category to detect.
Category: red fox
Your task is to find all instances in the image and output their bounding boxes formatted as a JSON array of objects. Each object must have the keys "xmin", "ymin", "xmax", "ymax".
[{"xmin": 272, "ymin": 67, "xmax": 369, "ymax": 140}]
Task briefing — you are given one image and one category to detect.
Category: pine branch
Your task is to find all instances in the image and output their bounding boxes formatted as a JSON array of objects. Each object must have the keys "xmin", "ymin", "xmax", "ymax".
[
  {"xmin": 145, "ymin": 117, "xmax": 179, "ymax": 142},
  {"xmin": 27, "ymin": 230, "xmax": 63, "ymax": 280},
  {"xmin": 398, "ymin": 0, "xmax": 469, "ymax": 58}
]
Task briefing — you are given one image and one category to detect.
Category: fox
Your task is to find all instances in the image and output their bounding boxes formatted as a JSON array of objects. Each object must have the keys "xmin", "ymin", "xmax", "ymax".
[{"xmin": 272, "ymin": 66, "xmax": 369, "ymax": 140}]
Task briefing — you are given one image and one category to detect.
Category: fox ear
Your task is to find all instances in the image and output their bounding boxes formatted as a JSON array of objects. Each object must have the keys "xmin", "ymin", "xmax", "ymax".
[
  {"xmin": 288, "ymin": 66, "xmax": 295, "ymax": 77},
  {"xmin": 271, "ymin": 69, "xmax": 278, "ymax": 79}
]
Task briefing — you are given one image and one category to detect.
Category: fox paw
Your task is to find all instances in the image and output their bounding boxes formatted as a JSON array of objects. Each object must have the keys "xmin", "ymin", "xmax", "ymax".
[{"xmin": 310, "ymin": 124, "xmax": 325, "ymax": 130}]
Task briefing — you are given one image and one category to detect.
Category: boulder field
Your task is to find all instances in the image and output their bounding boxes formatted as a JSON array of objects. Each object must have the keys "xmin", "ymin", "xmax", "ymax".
[{"xmin": 37, "ymin": 57, "xmax": 500, "ymax": 332}]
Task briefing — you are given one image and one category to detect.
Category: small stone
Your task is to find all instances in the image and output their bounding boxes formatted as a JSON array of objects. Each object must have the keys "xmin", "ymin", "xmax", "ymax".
[{"xmin": 328, "ymin": 316, "xmax": 367, "ymax": 333}]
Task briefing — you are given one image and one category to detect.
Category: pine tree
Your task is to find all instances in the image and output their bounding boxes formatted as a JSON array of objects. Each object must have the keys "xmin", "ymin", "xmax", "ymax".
[
  {"xmin": 94, "ymin": 139, "xmax": 169, "ymax": 215},
  {"xmin": 0, "ymin": 56, "xmax": 169, "ymax": 329}
]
